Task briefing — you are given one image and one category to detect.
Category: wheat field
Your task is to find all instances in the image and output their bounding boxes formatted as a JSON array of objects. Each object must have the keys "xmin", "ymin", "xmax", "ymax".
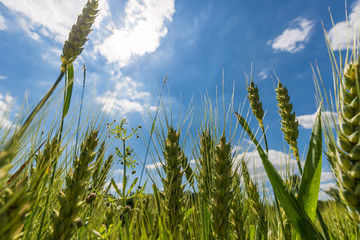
[{"xmin": 1, "ymin": 1, "xmax": 360, "ymax": 239}]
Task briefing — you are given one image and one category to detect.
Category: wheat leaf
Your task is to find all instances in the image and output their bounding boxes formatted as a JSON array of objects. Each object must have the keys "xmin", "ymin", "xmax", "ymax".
[
  {"xmin": 298, "ymin": 105, "xmax": 323, "ymax": 222},
  {"xmin": 234, "ymin": 110, "xmax": 324, "ymax": 239}
]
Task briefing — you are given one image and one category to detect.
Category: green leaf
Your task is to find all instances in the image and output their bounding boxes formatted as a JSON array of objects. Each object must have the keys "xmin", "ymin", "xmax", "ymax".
[
  {"xmin": 152, "ymin": 184, "xmax": 161, "ymax": 216},
  {"xmin": 126, "ymin": 177, "xmax": 138, "ymax": 197},
  {"xmin": 298, "ymin": 106, "xmax": 322, "ymax": 221},
  {"xmin": 110, "ymin": 178, "xmax": 121, "ymax": 196},
  {"xmin": 63, "ymin": 64, "xmax": 74, "ymax": 117},
  {"xmin": 234, "ymin": 111, "xmax": 324, "ymax": 240}
]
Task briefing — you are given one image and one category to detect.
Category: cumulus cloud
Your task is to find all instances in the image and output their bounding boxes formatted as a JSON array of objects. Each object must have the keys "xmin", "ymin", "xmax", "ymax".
[
  {"xmin": 320, "ymin": 182, "xmax": 337, "ymax": 192},
  {"xmin": 258, "ymin": 70, "xmax": 268, "ymax": 81},
  {"xmin": 268, "ymin": 17, "xmax": 314, "ymax": 53},
  {"xmin": 0, "ymin": 75, "xmax": 6, "ymax": 80},
  {"xmin": 0, "ymin": 0, "xmax": 109, "ymax": 42},
  {"xmin": 106, "ymin": 180, "xmax": 123, "ymax": 195},
  {"xmin": 235, "ymin": 148, "xmax": 336, "ymax": 201},
  {"xmin": 297, "ymin": 111, "xmax": 337, "ymax": 129},
  {"xmin": 97, "ymin": 74, "xmax": 153, "ymax": 115},
  {"xmin": 0, "ymin": 12, "xmax": 7, "ymax": 30},
  {"xmin": 113, "ymin": 168, "xmax": 124, "ymax": 176},
  {"xmin": 146, "ymin": 161, "xmax": 163, "ymax": 170},
  {"xmin": 96, "ymin": 0, "xmax": 175, "ymax": 67},
  {"xmin": 0, "ymin": 93, "xmax": 15, "ymax": 128},
  {"xmin": 320, "ymin": 171, "xmax": 335, "ymax": 183},
  {"xmin": 234, "ymin": 149, "xmax": 298, "ymax": 181},
  {"xmin": 328, "ymin": 0, "xmax": 360, "ymax": 51}
]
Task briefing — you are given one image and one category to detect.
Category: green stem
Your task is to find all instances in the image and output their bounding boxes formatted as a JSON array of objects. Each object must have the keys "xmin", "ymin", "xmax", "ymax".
[
  {"xmin": 122, "ymin": 139, "xmax": 126, "ymax": 204},
  {"xmin": 260, "ymin": 125, "xmax": 269, "ymax": 153},
  {"xmin": 35, "ymin": 71, "xmax": 65, "ymax": 240},
  {"xmin": 296, "ymin": 155, "xmax": 303, "ymax": 175}
]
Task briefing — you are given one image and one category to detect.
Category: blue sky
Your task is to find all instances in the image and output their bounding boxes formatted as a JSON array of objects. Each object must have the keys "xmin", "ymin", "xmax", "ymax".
[{"xmin": 0, "ymin": 0, "xmax": 357, "ymax": 198}]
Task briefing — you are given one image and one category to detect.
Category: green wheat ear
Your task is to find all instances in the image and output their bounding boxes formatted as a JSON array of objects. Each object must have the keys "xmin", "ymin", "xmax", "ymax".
[
  {"xmin": 328, "ymin": 61, "xmax": 360, "ymax": 223},
  {"xmin": 247, "ymin": 77, "xmax": 269, "ymax": 152},
  {"xmin": 211, "ymin": 134, "xmax": 233, "ymax": 240},
  {"xmin": 162, "ymin": 126, "xmax": 185, "ymax": 238},
  {"xmin": 247, "ymin": 79, "xmax": 265, "ymax": 128},
  {"xmin": 49, "ymin": 130, "xmax": 99, "ymax": 240},
  {"xmin": 230, "ymin": 172, "xmax": 247, "ymax": 240},
  {"xmin": 241, "ymin": 158, "xmax": 267, "ymax": 238},
  {"xmin": 198, "ymin": 129, "xmax": 214, "ymax": 204},
  {"xmin": 60, "ymin": 0, "xmax": 99, "ymax": 72},
  {"xmin": 275, "ymin": 80, "xmax": 301, "ymax": 172}
]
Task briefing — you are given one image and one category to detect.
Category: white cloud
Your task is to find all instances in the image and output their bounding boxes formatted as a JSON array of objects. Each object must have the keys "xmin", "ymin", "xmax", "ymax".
[
  {"xmin": 320, "ymin": 181, "xmax": 337, "ymax": 192},
  {"xmin": 106, "ymin": 180, "xmax": 123, "ymax": 195},
  {"xmin": 96, "ymin": 0, "xmax": 175, "ymax": 67},
  {"xmin": 146, "ymin": 161, "xmax": 163, "ymax": 170},
  {"xmin": 297, "ymin": 111, "xmax": 337, "ymax": 129},
  {"xmin": 258, "ymin": 70, "xmax": 268, "ymax": 81},
  {"xmin": 113, "ymin": 168, "xmax": 124, "ymax": 176},
  {"xmin": 0, "ymin": 12, "xmax": 7, "ymax": 30},
  {"xmin": 320, "ymin": 171, "xmax": 335, "ymax": 183},
  {"xmin": 96, "ymin": 75, "xmax": 152, "ymax": 115},
  {"xmin": 234, "ymin": 149, "xmax": 298, "ymax": 181},
  {"xmin": 0, "ymin": 75, "xmax": 6, "ymax": 80},
  {"xmin": 236, "ymin": 148, "xmax": 337, "ymax": 201},
  {"xmin": 41, "ymin": 47, "xmax": 62, "ymax": 67},
  {"xmin": 0, "ymin": 93, "xmax": 15, "ymax": 128},
  {"xmin": 268, "ymin": 17, "xmax": 314, "ymax": 53},
  {"xmin": 0, "ymin": 0, "xmax": 109, "ymax": 42},
  {"xmin": 328, "ymin": 0, "xmax": 360, "ymax": 51}
]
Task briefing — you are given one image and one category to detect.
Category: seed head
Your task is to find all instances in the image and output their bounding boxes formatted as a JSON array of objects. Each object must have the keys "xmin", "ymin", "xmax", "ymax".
[
  {"xmin": 247, "ymin": 80, "xmax": 264, "ymax": 128},
  {"xmin": 60, "ymin": 0, "xmax": 99, "ymax": 72},
  {"xmin": 276, "ymin": 81, "xmax": 300, "ymax": 162},
  {"xmin": 86, "ymin": 192, "xmax": 97, "ymax": 204},
  {"xmin": 328, "ymin": 60, "xmax": 360, "ymax": 222}
]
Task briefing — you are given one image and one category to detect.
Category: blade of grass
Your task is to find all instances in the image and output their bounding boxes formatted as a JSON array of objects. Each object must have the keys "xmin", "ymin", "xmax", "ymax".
[
  {"xmin": 234, "ymin": 110, "xmax": 324, "ymax": 239},
  {"xmin": 298, "ymin": 105, "xmax": 322, "ymax": 222},
  {"xmin": 62, "ymin": 64, "xmax": 74, "ymax": 117},
  {"xmin": 74, "ymin": 64, "xmax": 86, "ymax": 157},
  {"xmin": 139, "ymin": 74, "xmax": 168, "ymax": 186},
  {"xmin": 111, "ymin": 178, "xmax": 122, "ymax": 196},
  {"xmin": 126, "ymin": 177, "xmax": 138, "ymax": 197}
]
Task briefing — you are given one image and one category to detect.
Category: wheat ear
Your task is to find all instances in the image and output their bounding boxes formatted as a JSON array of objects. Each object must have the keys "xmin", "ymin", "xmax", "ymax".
[
  {"xmin": 241, "ymin": 159, "xmax": 267, "ymax": 237},
  {"xmin": 327, "ymin": 61, "xmax": 360, "ymax": 222},
  {"xmin": 230, "ymin": 172, "xmax": 247, "ymax": 240},
  {"xmin": 247, "ymin": 78, "xmax": 269, "ymax": 152},
  {"xmin": 211, "ymin": 134, "xmax": 233, "ymax": 239},
  {"xmin": 162, "ymin": 127, "xmax": 185, "ymax": 238},
  {"xmin": 198, "ymin": 130, "xmax": 214, "ymax": 204},
  {"xmin": 60, "ymin": 0, "xmax": 99, "ymax": 72},
  {"xmin": 49, "ymin": 130, "xmax": 99, "ymax": 240},
  {"xmin": 276, "ymin": 80, "xmax": 301, "ymax": 173}
]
